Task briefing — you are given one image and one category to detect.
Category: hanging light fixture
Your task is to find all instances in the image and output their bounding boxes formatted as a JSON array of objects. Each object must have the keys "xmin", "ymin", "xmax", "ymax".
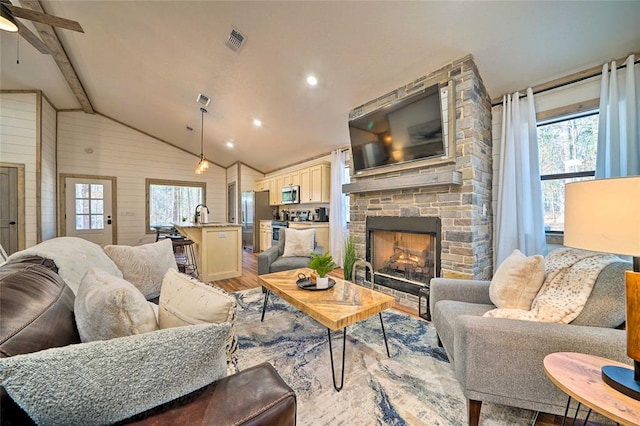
[
  {"xmin": 195, "ymin": 107, "xmax": 209, "ymax": 174},
  {"xmin": 0, "ymin": 7, "xmax": 19, "ymax": 33}
]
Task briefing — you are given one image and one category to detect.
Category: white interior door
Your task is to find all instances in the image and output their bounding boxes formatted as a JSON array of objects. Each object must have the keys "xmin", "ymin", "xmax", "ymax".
[{"xmin": 64, "ymin": 177, "xmax": 113, "ymax": 246}]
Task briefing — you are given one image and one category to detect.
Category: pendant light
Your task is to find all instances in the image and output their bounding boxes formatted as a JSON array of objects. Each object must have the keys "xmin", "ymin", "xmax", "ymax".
[{"xmin": 195, "ymin": 107, "xmax": 209, "ymax": 174}]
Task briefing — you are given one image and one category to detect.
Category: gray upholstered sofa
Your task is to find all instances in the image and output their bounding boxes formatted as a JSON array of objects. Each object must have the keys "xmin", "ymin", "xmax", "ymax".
[
  {"xmin": 429, "ymin": 260, "xmax": 632, "ymax": 426},
  {"xmin": 257, "ymin": 229, "xmax": 323, "ymax": 276}
]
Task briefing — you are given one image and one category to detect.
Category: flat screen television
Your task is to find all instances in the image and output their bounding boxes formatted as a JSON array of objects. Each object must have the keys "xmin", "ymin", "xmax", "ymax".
[{"xmin": 349, "ymin": 83, "xmax": 446, "ymax": 174}]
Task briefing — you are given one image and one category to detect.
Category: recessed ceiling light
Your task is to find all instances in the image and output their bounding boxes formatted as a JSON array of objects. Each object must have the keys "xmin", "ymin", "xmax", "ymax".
[
  {"xmin": 226, "ymin": 141, "xmax": 234, "ymax": 148},
  {"xmin": 306, "ymin": 75, "xmax": 318, "ymax": 86},
  {"xmin": 253, "ymin": 119, "xmax": 263, "ymax": 128}
]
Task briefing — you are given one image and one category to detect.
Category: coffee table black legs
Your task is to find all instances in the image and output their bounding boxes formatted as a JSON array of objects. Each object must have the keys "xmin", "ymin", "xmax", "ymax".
[
  {"xmin": 327, "ymin": 313, "xmax": 391, "ymax": 392},
  {"xmin": 327, "ymin": 327, "xmax": 347, "ymax": 392},
  {"xmin": 379, "ymin": 313, "xmax": 390, "ymax": 358},
  {"xmin": 261, "ymin": 288, "xmax": 270, "ymax": 322}
]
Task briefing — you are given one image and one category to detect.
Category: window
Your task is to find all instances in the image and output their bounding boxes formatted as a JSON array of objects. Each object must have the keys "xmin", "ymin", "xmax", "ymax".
[
  {"xmin": 146, "ymin": 179, "xmax": 205, "ymax": 233},
  {"xmin": 538, "ymin": 112, "xmax": 598, "ymax": 232},
  {"xmin": 74, "ymin": 183, "xmax": 104, "ymax": 230}
]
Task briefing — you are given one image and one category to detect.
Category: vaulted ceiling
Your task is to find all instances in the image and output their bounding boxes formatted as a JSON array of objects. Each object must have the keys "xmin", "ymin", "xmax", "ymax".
[{"xmin": 2, "ymin": 1, "xmax": 639, "ymax": 173}]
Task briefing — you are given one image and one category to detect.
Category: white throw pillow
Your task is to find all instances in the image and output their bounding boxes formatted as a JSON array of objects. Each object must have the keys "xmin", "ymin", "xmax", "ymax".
[
  {"xmin": 489, "ymin": 249, "xmax": 545, "ymax": 310},
  {"xmin": 75, "ymin": 267, "xmax": 159, "ymax": 342},
  {"xmin": 0, "ymin": 323, "xmax": 229, "ymax": 426},
  {"xmin": 282, "ymin": 228, "xmax": 315, "ymax": 257},
  {"xmin": 104, "ymin": 239, "xmax": 178, "ymax": 299},
  {"xmin": 159, "ymin": 269, "xmax": 238, "ymax": 374}
]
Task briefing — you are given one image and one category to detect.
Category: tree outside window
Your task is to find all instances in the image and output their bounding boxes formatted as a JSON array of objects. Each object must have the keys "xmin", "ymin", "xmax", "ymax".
[
  {"xmin": 538, "ymin": 112, "xmax": 598, "ymax": 232},
  {"xmin": 146, "ymin": 179, "xmax": 205, "ymax": 233}
]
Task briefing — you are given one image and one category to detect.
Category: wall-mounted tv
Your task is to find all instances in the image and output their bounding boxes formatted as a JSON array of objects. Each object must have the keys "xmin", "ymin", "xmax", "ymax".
[{"xmin": 349, "ymin": 83, "xmax": 447, "ymax": 174}]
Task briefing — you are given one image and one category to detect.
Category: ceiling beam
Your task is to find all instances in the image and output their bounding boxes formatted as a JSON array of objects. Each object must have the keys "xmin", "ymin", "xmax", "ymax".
[{"xmin": 18, "ymin": 0, "xmax": 93, "ymax": 113}]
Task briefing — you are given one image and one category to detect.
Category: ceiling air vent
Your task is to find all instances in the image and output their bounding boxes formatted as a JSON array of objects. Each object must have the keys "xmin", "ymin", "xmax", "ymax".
[
  {"xmin": 225, "ymin": 28, "xmax": 246, "ymax": 53},
  {"xmin": 196, "ymin": 93, "xmax": 211, "ymax": 107}
]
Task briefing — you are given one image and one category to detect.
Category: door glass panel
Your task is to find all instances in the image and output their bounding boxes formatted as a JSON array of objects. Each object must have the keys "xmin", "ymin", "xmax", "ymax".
[
  {"xmin": 76, "ymin": 200, "xmax": 89, "ymax": 214},
  {"xmin": 91, "ymin": 215, "xmax": 104, "ymax": 229},
  {"xmin": 76, "ymin": 215, "xmax": 90, "ymax": 230},
  {"xmin": 91, "ymin": 184, "xmax": 104, "ymax": 199},
  {"xmin": 91, "ymin": 200, "xmax": 104, "ymax": 214},
  {"xmin": 74, "ymin": 183, "xmax": 104, "ymax": 230},
  {"xmin": 75, "ymin": 183, "xmax": 89, "ymax": 198}
]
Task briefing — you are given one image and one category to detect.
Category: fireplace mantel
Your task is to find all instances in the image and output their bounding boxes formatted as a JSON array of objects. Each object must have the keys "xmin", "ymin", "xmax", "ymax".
[{"xmin": 342, "ymin": 170, "xmax": 462, "ymax": 194}]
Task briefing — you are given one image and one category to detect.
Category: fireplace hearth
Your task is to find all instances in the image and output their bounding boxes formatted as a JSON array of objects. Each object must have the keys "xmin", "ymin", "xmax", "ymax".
[{"xmin": 366, "ymin": 216, "xmax": 441, "ymax": 295}]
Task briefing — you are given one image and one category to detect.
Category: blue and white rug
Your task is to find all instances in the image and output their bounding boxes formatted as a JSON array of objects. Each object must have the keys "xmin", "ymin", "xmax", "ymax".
[{"xmin": 233, "ymin": 288, "xmax": 537, "ymax": 425}]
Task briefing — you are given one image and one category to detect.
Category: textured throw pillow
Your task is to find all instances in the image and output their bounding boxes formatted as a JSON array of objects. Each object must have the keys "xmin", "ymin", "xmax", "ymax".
[
  {"xmin": 104, "ymin": 239, "xmax": 178, "ymax": 299},
  {"xmin": 0, "ymin": 323, "xmax": 230, "ymax": 426},
  {"xmin": 282, "ymin": 228, "xmax": 315, "ymax": 257},
  {"xmin": 74, "ymin": 267, "xmax": 158, "ymax": 342},
  {"xmin": 489, "ymin": 249, "xmax": 545, "ymax": 310},
  {"xmin": 159, "ymin": 269, "xmax": 238, "ymax": 374}
]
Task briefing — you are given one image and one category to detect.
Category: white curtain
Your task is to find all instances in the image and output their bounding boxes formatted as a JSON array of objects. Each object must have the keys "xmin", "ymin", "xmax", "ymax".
[
  {"xmin": 329, "ymin": 149, "xmax": 348, "ymax": 267},
  {"xmin": 596, "ymin": 54, "xmax": 640, "ymax": 178},
  {"xmin": 495, "ymin": 88, "xmax": 547, "ymax": 266}
]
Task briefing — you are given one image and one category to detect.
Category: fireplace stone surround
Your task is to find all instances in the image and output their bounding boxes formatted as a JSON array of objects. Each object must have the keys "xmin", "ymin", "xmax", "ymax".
[{"xmin": 346, "ymin": 55, "xmax": 493, "ymax": 309}]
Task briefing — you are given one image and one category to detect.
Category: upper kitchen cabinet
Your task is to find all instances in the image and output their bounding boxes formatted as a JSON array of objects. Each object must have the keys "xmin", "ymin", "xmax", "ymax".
[
  {"xmin": 255, "ymin": 179, "xmax": 267, "ymax": 191},
  {"xmin": 300, "ymin": 163, "xmax": 330, "ymax": 203}
]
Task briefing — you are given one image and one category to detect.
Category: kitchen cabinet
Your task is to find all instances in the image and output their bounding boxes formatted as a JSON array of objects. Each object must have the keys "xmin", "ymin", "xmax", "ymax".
[
  {"xmin": 255, "ymin": 179, "xmax": 267, "ymax": 191},
  {"xmin": 300, "ymin": 164, "xmax": 331, "ymax": 203},
  {"xmin": 268, "ymin": 178, "xmax": 279, "ymax": 206},
  {"xmin": 288, "ymin": 222, "xmax": 329, "ymax": 250},
  {"xmin": 283, "ymin": 171, "xmax": 300, "ymax": 187},
  {"xmin": 259, "ymin": 220, "xmax": 273, "ymax": 252}
]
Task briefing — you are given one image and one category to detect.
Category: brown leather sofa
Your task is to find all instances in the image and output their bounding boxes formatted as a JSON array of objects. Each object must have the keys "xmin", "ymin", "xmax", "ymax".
[{"xmin": 0, "ymin": 256, "xmax": 297, "ymax": 425}]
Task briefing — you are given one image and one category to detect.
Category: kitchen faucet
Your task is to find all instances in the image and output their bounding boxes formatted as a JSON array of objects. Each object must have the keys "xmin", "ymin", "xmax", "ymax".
[{"xmin": 194, "ymin": 204, "xmax": 210, "ymax": 223}]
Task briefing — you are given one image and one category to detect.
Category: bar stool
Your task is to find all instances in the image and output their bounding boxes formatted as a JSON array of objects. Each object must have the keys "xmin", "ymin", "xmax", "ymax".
[{"xmin": 172, "ymin": 239, "xmax": 198, "ymax": 278}]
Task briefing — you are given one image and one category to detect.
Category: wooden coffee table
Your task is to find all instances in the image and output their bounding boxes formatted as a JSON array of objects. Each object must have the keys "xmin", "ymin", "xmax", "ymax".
[{"xmin": 258, "ymin": 267, "xmax": 396, "ymax": 391}]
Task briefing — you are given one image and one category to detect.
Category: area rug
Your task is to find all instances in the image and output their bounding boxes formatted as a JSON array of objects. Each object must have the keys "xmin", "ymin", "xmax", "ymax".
[{"xmin": 232, "ymin": 288, "xmax": 537, "ymax": 426}]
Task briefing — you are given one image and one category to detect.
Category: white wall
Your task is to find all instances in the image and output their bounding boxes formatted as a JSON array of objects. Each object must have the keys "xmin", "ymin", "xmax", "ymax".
[
  {"xmin": 0, "ymin": 92, "xmax": 38, "ymax": 248},
  {"xmin": 40, "ymin": 97, "xmax": 57, "ymax": 241},
  {"xmin": 240, "ymin": 163, "xmax": 264, "ymax": 192},
  {"xmin": 57, "ymin": 111, "xmax": 226, "ymax": 246}
]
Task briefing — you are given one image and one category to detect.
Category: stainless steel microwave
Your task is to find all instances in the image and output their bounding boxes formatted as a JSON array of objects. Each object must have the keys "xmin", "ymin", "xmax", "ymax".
[{"xmin": 281, "ymin": 185, "xmax": 300, "ymax": 204}]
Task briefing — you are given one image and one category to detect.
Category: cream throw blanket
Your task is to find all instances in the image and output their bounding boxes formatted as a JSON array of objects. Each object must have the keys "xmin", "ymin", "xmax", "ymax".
[
  {"xmin": 483, "ymin": 248, "xmax": 621, "ymax": 323},
  {"xmin": 5, "ymin": 237, "xmax": 122, "ymax": 295}
]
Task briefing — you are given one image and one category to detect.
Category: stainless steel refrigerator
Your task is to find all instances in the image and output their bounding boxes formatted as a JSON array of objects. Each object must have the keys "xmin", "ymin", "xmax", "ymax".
[{"xmin": 241, "ymin": 190, "xmax": 272, "ymax": 252}]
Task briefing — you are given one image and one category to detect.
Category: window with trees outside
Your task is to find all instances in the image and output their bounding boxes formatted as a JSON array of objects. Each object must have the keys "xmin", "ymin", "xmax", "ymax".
[
  {"xmin": 538, "ymin": 111, "xmax": 598, "ymax": 232},
  {"xmin": 146, "ymin": 179, "xmax": 205, "ymax": 233}
]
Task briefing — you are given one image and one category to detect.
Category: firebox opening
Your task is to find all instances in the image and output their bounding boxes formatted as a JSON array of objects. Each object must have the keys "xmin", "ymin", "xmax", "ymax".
[
  {"xmin": 371, "ymin": 230, "xmax": 435, "ymax": 286},
  {"xmin": 365, "ymin": 216, "xmax": 441, "ymax": 296}
]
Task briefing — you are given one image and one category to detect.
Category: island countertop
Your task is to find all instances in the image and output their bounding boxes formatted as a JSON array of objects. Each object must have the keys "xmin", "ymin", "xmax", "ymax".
[{"xmin": 176, "ymin": 222, "xmax": 241, "ymax": 228}]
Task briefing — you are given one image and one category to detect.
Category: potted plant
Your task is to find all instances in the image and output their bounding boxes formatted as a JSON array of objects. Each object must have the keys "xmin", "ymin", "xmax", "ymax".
[
  {"xmin": 343, "ymin": 236, "xmax": 357, "ymax": 281},
  {"xmin": 308, "ymin": 251, "xmax": 337, "ymax": 289}
]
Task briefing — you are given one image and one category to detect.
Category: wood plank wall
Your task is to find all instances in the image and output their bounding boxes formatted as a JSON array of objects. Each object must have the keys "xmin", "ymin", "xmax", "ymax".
[
  {"xmin": 57, "ymin": 111, "xmax": 227, "ymax": 246},
  {"xmin": 0, "ymin": 93, "xmax": 38, "ymax": 248},
  {"xmin": 40, "ymin": 97, "xmax": 57, "ymax": 241}
]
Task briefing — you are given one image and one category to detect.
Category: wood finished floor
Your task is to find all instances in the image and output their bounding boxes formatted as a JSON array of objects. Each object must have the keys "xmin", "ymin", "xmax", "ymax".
[{"xmin": 213, "ymin": 250, "xmax": 602, "ymax": 426}]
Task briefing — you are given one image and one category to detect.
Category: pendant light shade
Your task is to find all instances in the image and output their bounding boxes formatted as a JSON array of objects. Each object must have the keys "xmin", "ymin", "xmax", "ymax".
[{"xmin": 195, "ymin": 107, "xmax": 209, "ymax": 174}]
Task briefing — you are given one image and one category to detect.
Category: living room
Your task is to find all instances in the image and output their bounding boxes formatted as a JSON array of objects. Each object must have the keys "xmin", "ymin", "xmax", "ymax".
[{"xmin": 1, "ymin": 2, "xmax": 640, "ymax": 425}]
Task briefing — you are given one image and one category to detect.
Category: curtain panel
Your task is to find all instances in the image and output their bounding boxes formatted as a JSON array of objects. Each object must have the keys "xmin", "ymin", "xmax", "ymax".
[
  {"xmin": 596, "ymin": 54, "xmax": 640, "ymax": 178},
  {"xmin": 494, "ymin": 88, "xmax": 547, "ymax": 267},
  {"xmin": 329, "ymin": 149, "xmax": 348, "ymax": 267}
]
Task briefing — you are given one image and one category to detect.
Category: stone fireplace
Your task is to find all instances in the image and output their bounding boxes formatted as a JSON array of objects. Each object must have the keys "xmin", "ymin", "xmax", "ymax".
[
  {"xmin": 345, "ymin": 55, "xmax": 493, "ymax": 308},
  {"xmin": 366, "ymin": 216, "xmax": 441, "ymax": 296}
]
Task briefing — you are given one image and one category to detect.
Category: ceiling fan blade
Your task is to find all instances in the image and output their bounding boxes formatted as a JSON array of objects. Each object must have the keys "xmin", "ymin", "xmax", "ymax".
[
  {"xmin": 4, "ymin": 3, "xmax": 83, "ymax": 32},
  {"xmin": 15, "ymin": 20, "xmax": 50, "ymax": 54}
]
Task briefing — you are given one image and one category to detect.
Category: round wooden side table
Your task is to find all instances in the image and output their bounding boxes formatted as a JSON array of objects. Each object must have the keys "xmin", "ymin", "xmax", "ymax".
[{"xmin": 544, "ymin": 352, "xmax": 640, "ymax": 426}]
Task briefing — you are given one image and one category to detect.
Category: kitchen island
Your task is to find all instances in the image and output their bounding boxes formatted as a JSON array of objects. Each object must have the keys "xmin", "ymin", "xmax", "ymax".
[{"xmin": 174, "ymin": 223, "xmax": 242, "ymax": 282}]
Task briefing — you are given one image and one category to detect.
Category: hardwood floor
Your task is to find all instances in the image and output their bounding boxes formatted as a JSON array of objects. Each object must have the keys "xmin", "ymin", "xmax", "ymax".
[{"xmin": 213, "ymin": 250, "xmax": 603, "ymax": 426}]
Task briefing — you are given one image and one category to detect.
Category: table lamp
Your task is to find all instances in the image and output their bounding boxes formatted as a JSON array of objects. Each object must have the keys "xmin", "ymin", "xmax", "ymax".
[{"xmin": 564, "ymin": 176, "xmax": 640, "ymax": 400}]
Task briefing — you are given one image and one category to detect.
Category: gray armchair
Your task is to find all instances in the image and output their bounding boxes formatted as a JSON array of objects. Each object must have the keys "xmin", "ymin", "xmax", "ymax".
[
  {"xmin": 257, "ymin": 229, "xmax": 323, "ymax": 275},
  {"xmin": 429, "ymin": 261, "xmax": 632, "ymax": 426}
]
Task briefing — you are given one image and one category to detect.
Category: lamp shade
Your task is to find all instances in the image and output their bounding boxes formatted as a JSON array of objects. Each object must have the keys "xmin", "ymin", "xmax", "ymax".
[{"xmin": 564, "ymin": 176, "xmax": 640, "ymax": 257}]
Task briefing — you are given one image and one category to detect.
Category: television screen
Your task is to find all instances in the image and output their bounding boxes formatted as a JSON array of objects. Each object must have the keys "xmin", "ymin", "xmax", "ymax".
[{"xmin": 349, "ymin": 84, "xmax": 445, "ymax": 173}]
